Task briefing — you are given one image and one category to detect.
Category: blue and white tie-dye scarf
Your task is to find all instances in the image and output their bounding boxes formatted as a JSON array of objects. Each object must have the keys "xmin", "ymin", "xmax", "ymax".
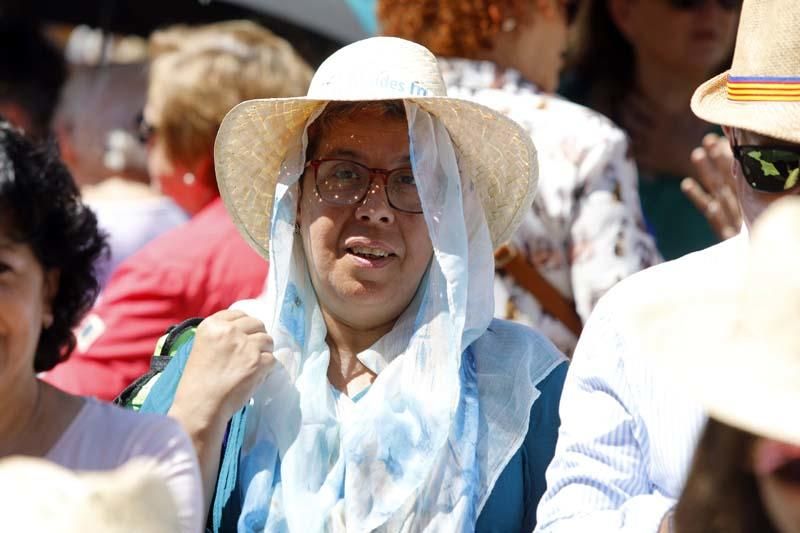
[{"xmin": 235, "ymin": 102, "xmax": 563, "ymax": 532}]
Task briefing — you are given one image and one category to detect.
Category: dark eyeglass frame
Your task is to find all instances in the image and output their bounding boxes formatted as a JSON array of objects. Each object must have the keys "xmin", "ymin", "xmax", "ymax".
[
  {"xmin": 667, "ymin": 0, "xmax": 741, "ymax": 11},
  {"xmin": 135, "ymin": 111, "xmax": 155, "ymax": 144},
  {"xmin": 304, "ymin": 158, "xmax": 423, "ymax": 214},
  {"xmin": 732, "ymin": 144, "xmax": 800, "ymax": 193}
]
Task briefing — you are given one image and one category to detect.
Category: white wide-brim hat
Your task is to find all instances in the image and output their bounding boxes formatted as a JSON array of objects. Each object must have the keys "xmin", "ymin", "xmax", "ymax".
[
  {"xmin": 633, "ymin": 197, "xmax": 800, "ymax": 446},
  {"xmin": 0, "ymin": 457, "xmax": 180, "ymax": 532},
  {"xmin": 214, "ymin": 36, "xmax": 538, "ymax": 258},
  {"xmin": 692, "ymin": 0, "xmax": 800, "ymax": 144}
]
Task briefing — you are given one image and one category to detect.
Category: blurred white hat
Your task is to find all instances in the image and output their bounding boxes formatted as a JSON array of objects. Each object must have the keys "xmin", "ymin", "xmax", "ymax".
[{"xmin": 0, "ymin": 456, "xmax": 180, "ymax": 533}]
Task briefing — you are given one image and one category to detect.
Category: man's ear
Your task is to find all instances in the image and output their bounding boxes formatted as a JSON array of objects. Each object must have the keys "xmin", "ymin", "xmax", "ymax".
[{"xmin": 607, "ymin": 0, "xmax": 636, "ymax": 42}]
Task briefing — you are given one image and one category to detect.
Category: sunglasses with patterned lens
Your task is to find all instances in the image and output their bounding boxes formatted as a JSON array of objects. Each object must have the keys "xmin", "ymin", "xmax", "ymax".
[
  {"xmin": 668, "ymin": 0, "xmax": 741, "ymax": 10},
  {"xmin": 306, "ymin": 159, "xmax": 423, "ymax": 213},
  {"xmin": 732, "ymin": 145, "xmax": 800, "ymax": 193}
]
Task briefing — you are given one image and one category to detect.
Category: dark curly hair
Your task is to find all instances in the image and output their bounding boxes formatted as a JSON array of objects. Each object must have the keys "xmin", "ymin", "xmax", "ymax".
[
  {"xmin": 377, "ymin": 0, "xmax": 532, "ymax": 59},
  {"xmin": 0, "ymin": 121, "xmax": 108, "ymax": 372}
]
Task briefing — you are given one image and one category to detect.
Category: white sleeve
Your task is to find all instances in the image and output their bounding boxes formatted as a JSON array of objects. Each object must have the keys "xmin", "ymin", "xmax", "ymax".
[
  {"xmin": 129, "ymin": 416, "xmax": 205, "ymax": 533},
  {"xmin": 534, "ymin": 299, "xmax": 674, "ymax": 533}
]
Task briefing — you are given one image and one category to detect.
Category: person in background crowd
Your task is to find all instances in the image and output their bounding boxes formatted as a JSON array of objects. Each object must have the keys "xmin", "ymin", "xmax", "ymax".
[
  {"xmin": 536, "ymin": 1, "xmax": 800, "ymax": 531},
  {"xmin": 633, "ymin": 199, "xmax": 800, "ymax": 533},
  {"xmin": 0, "ymin": 19, "xmax": 66, "ymax": 139},
  {"xmin": 0, "ymin": 121, "xmax": 202, "ymax": 533},
  {"xmin": 378, "ymin": 0, "xmax": 659, "ymax": 355},
  {"xmin": 682, "ymin": 131, "xmax": 742, "ymax": 240},
  {"xmin": 54, "ymin": 61, "xmax": 188, "ymax": 288},
  {"xmin": 43, "ymin": 20, "xmax": 313, "ymax": 401},
  {"xmin": 562, "ymin": 0, "xmax": 739, "ymax": 259},
  {"xmin": 162, "ymin": 36, "xmax": 566, "ymax": 531}
]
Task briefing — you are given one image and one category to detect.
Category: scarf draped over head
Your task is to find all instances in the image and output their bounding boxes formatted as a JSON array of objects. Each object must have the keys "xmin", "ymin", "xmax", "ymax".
[{"xmin": 235, "ymin": 102, "xmax": 563, "ymax": 532}]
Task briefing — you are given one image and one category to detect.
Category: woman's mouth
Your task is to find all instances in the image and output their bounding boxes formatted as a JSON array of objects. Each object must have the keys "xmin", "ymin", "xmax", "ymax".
[
  {"xmin": 774, "ymin": 459, "xmax": 800, "ymax": 486},
  {"xmin": 346, "ymin": 246, "xmax": 396, "ymax": 267},
  {"xmin": 755, "ymin": 440, "xmax": 800, "ymax": 486}
]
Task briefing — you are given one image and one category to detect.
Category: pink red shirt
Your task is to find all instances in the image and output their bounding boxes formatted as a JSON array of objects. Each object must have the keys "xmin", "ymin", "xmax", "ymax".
[{"xmin": 44, "ymin": 197, "xmax": 268, "ymax": 400}]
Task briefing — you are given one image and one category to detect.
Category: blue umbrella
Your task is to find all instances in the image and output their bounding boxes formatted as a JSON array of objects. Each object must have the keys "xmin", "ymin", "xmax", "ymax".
[{"xmin": 220, "ymin": 0, "xmax": 377, "ymax": 43}]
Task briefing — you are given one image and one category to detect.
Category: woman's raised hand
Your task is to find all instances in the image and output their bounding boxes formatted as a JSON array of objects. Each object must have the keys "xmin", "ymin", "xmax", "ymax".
[
  {"xmin": 169, "ymin": 309, "xmax": 275, "ymax": 509},
  {"xmin": 682, "ymin": 133, "xmax": 742, "ymax": 241},
  {"xmin": 178, "ymin": 309, "xmax": 275, "ymax": 425}
]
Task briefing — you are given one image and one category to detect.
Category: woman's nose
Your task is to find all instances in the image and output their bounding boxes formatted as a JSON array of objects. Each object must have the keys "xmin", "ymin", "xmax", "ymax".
[{"xmin": 354, "ymin": 178, "xmax": 395, "ymax": 224}]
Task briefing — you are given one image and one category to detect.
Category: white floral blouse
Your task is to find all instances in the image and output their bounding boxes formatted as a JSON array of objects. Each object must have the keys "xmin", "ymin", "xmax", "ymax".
[{"xmin": 439, "ymin": 58, "xmax": 661, "ymax": 355}]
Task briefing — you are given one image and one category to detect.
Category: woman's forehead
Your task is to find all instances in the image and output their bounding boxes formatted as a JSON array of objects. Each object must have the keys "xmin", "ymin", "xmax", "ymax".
[{"xmin": 314, "ymin": 111, "xmax": 410, "ymax": 161}]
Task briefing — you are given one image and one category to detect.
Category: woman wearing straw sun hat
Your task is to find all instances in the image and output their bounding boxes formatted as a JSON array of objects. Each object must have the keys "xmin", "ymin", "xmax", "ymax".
[
  {"xmin": 536, "ymin": 1, "xmax": 800, "ymax": 532},
  {"xmin": 634, "ymin": 198, "xmax": 800, "ymax": 533},
  {"xmin": 160, "ymin": 36, "xmax": 567, "ymax": 531}
]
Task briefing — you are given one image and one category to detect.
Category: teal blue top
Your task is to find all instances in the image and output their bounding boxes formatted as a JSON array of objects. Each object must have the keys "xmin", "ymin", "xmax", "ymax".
[
  {"xmin": 638, "ymin": 173, "xmax": 719, "ymax": 260},
  {"xmin": 476, "ymin": 361, "xmax": 567, "ymax": 532}
]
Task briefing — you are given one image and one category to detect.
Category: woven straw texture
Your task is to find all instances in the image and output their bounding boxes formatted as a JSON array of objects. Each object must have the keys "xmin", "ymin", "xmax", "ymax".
[
  {"xmin": 692, "ymin": 0, "xmax": 800, "ymax": 143},
  {"xmin": 214, "ymin": 37, "xmax": 537, "ymax": 259}
]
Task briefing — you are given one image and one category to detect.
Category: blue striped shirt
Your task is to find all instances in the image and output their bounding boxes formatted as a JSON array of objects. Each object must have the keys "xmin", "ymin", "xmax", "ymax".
[{"xmin": 535, "ymin": 236, "xmax": 747, "ymax": 533}]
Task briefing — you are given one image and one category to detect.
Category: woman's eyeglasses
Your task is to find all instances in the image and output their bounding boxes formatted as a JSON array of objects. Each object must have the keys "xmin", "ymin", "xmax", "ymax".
[
  {"xmin": 305, "ymin": 159, "xmax": 423, "ymax": 214},
  {"xmin": 667, "ymin": 0, "xmax": 741, "ymax": 10},
  {"xmin": 732, "ymin": 145, "xmax": 800, "ymax": 193},
  {"xmin": 135, "ymin": 112, "xmax": 155, "ymax": 144}
]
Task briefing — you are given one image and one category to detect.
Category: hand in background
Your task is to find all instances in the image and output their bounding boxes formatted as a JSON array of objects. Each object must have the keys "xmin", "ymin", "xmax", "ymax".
[{"xmin": 682, "ymin": 133, "xmax": 742, "ymax": 240}]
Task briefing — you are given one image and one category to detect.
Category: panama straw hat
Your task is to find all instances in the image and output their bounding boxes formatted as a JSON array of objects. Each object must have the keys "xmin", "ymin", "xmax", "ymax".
[
  {"xmin": 214, "ymin": 36, "xmax": 538, "ymax": 258},
  {"xmin": 692, "ymin": 0, "xmax": 800, "ymax": 144},
  {"xmin": 0, "ymin": 457, "xmax": 180, "ymax": 532},
  {"xmin": 633, "ymin": 197, "xmax": 800, "ymax": 445}
]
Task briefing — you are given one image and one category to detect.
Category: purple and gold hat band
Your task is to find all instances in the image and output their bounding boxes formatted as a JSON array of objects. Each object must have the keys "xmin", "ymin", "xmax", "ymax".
[{"xmin": 727, "ymin": 75, "xmax": 800, "ymax": 102}]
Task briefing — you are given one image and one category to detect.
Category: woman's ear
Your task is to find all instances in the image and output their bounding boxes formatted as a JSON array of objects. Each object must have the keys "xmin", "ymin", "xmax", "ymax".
[
  {"xmin": 607, "ymin": 0, "xmax": 635, "ymax": 41},
  {"xmin": 41, "ymin": 269, "xmax": 60, "ymax": 329}
]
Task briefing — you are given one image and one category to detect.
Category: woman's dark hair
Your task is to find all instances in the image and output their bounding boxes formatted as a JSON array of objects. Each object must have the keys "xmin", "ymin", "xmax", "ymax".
[
  {"xmin": 674, "ymin": 418, "xmax": 777, "ymax": 533},
  {"xmin": 566, "ymin": 0, "xmax": 636, "ymax": 113},
  {"xmin": 0, "ymin": 121, "xmax": 108, "ymax": 372}
]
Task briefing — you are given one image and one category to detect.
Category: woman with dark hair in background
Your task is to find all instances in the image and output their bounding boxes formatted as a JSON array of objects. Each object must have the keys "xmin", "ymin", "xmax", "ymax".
[
  {"xmin": 562, "ymin": 0, "xmax": 739, "ymax": 259},
  {"xmin": 0, "ymin": 121, "xmax": 202, "ymax": 533}
]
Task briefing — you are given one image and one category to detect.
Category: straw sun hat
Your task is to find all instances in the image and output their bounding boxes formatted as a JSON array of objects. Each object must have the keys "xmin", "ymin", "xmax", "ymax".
[
  {"xmin": 0, "ymin": 457, "xmax": 180, "ymax": 532},
  {"xmin": 214, "ymin": 36, "xmax": 538, "ymax": 258},
  {"xmin": 634, "ymin": 197, "xmax": 800, "ymax": 446},
  {"xmin": 692, "ymin": 0, "xmax": 800, "ymax": 144}
]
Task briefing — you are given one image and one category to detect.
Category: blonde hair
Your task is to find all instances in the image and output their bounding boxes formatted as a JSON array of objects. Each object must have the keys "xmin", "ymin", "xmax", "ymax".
[{"xmin": 146, "ymin": 20, "xmax": 313, "ymax": 168}]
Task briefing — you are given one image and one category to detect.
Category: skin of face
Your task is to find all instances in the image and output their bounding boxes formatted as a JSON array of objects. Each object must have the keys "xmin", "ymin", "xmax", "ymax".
[
  {"xmin": 609, "ymin": 0, "xmax": 739, "ymax": 76},
  {"xmin": 724, "ymin": 126, "xmax": 800, "ymax": 231},
  {"xmin": 143, "ymin": 105, "xmax": 216, "ymax": 216},
  {"xmin": 490, "ymin": 0, "xmax": 569, "ymax": 92},
  {"xmin": 297, "ymin": 109, "xmax": 434, "ymax": 336},
  {"xmin": 0, "ymin": 229, "xmax": 57, "ymax": 390},
  {"xmin": 753, "ymin": 438, "xmax": 800, "ymax": 533}
]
